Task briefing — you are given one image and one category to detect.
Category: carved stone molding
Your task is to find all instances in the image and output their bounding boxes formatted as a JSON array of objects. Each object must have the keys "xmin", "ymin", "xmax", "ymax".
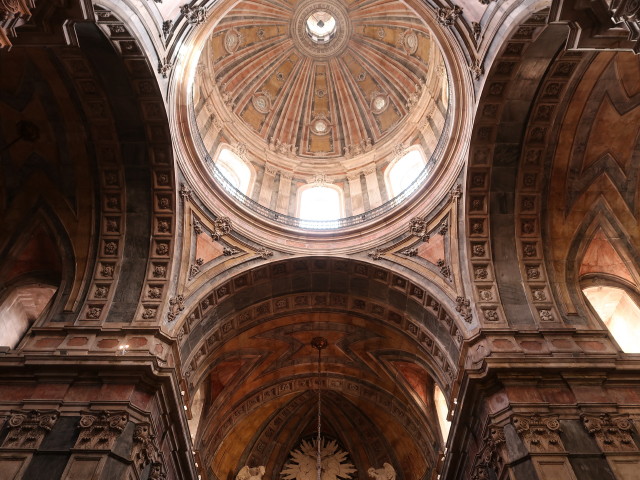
[
  {"xmin": 179, "ymin": 183, "xmax": 193, "ymax": 202},
  {"xmin": 74, "ymin": 411, "xmax": 129, "ymax": 450},
  {"xmin": 157, "ymin": 59, "xmax": 173, "ymax": 79},
  {"xmin": 551, "ymin": 0, "xmax": 640, "ymax": 53},
  {"xmin": 132, "ymin": 422, "xmax": 160, "ymax": 469},
  {"xmin": 455, "ymin": 296, "xmax": 473, "ymax": 323},
  {"xmin": 512, "ymin": 414, "xmax": 564, "ymax": 453},
  {"xmin": 167, "ymin": 295, "xmax": 185, "ymax": 322},
  {"xmin": 409, "ymin": 217, "xmax": 430, "ymax": 242},
  {"xmin": 471, "ymin": 424, "xmax": 506, "ymax": 480},
  {"xmin": 1, "ymin": 410, "xmax": 59, "ymax": 449},
  {"xmin": 255, "ymin": 246, "xmax": 273, "ymax": 260},
  {"xmin": 180, "ymin": 5, "xmax": 206, "ymax": 25},
  {"xmin": 211, "ymin": 217, "xmax": 232, "ymax": 240},
  {"xmin": 366, "ymin": 248, "xmax": 384, "ymax": 260},
  {"xmin": 581, "ymin": 413, "xmax": 638, "ymax": 452},
  {"xmin": 149, "ymin": 461, "xmax": 167, "ymax": 480},
  {"xmin": 437, "ymin": 6, "xmax": 463, "ymax": 27}
]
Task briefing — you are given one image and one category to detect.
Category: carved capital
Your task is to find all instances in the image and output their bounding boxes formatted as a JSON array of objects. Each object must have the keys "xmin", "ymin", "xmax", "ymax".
[
  {"xmin": 512, "ymin": 414, "xmax": 564, "ymax": 453},
  {"xmin": 471, "ymin": 424, "xmax": 506, "ymax": 480},
  {"xmin": 132, "ymin": 422, "xmax": 160, "ymax": 468},
  {"xmin": 74, "ymin": 411, "xmax": 129, "ymax": 450},
  {"xmin": 581, "ymin": 413, "xmax": 638, "ymax": 452},
  {"xmin": 1, "ymin": 410, "xmax": 59, "ymax": 449}
]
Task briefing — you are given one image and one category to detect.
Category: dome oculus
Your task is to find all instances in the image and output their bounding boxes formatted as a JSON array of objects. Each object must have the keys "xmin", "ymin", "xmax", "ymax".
[
  {"xmin": 291, "ymin": 0, "xmax": 351, "ymax": 58},
  {"xmin": 306, "ymin": 11, "xmax": 337, "ymax": 43}
]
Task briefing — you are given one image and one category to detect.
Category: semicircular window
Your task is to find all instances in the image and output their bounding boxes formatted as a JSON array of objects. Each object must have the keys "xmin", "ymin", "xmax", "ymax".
[
  {"xmin": 216, "ymin": 148, "xmax": 252, "ymax": 194},
  {"xmin": 387, "ymin": 149, "xmax": 426, "ymax": 197}
]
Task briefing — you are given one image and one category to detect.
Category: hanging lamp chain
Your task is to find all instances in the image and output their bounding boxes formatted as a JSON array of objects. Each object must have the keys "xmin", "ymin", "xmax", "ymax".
[{"xmin": 311, "ymin": 337, "xmax": 328, "ymax": 480}]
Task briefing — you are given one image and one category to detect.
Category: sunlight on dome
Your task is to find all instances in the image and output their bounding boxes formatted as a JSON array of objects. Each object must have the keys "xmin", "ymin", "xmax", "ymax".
[
  {"xmin": 299, "ymin": 186, "xmax": 341, "ymax": 221},
  {"xmin": 434, "ymin": 385, "xmax": 451, "ymax": 442},
  {"xmin": 388, "ymin": 150, "xmax": 426, "ymax": 196},
  {"xmin": 306, "ymin": 11, "xmax": 336, "ymax": 42},
  {"xmin": 217, "ymin": 148, "xmax": 251, "ymax": 194},
  {"xmin": 584, "ymin": 286, "xmax": 640, "ymax": 353}
]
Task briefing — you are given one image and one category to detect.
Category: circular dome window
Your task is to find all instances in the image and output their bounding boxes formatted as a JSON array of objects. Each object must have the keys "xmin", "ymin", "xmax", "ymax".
[{"xmin": 306, "ymin": 11, "xmax": 337, "ymax": 43}]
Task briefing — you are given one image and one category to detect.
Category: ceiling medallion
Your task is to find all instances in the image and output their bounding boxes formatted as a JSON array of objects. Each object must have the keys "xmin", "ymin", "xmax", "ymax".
[
  {"xmin": 224, "ymin": 28, "xmax": 242, "ymax": 54},
  {"xmin": 399, "ymin": 29, "xmax": 418, "ymax": 55},
  {"xmin": 291, "ymin": 0, "xmax": 352, "ymax": 58},
  {"xmin": 370, "ymin": 92, "xmax": 389, "ymax": 114},
  {"xmin": 252, "ymin": 92, "xmax": 272, "ymax": 114},
  {"xmin": 310, "ymin": 113, "xmax": 332, "ymax": 135}
]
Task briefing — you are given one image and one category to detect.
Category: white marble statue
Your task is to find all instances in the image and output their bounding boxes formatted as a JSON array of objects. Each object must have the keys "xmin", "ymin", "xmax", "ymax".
[
  {"xmin": 367, "ymin": 463, "xmax": 396, "ymax": 480},
  {"xmin": 236, "ymin": 465, "xmax": 266, "ymax": 480}
]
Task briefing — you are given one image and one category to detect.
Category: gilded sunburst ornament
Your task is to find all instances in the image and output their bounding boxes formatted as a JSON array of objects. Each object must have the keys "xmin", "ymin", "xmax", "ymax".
[{"xmin": 281, "ymin": 438, "xmax": 356, "ymax": 480}]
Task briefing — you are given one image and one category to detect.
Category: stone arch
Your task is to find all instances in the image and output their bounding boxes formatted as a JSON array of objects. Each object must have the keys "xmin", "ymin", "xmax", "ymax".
[
  {"xmin": 465, "ymin": 8, "xmax": 581, "ymax": 327},
  {"xmin": 174, "ymin": 257, "xmax": 463, "ymax": 480}
]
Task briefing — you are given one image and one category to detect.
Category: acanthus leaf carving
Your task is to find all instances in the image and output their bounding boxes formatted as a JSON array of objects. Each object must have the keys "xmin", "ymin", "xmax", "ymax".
[
  {"xmin": 409, "ymin": 217, "xmax": 430, "ymax": 242},
  {"xmin": 75, "ymin": 411, "xmax": 129, "ymax": 450},
  {"xmin": 455, "ymin": 296, "xmax": 473, "ymax": 323},
  {"xmin": 437, "ymin": 6, "xmax": 463, "ymax": 27},
  {"xmin": 1, "ymin": 410, "xmax": 59, "ymax": 449},
  {"xmin": 211, "ymin": 217, "xmax": 232, "ymax": 241},
  {"xmin": 132, "ymin": 422, "xmax": 160, "ymax": 469},
  {"xmin": 512, "ymin": 414, "xmax": 564, "ymax": 453},
  {"xmin": 255, "ymin": 246, "xmax": 273, "ymax": 260},
  {"xmin": 167, "ymin": 295, "xmax": 185, "ymax": 322},
  {"xmin": 471, "ymin": 424, "xmax": 506, "ymax": 480},
  {"xmin": 581, "ymin": 413, "xmax": 638, "ymax": 452}
]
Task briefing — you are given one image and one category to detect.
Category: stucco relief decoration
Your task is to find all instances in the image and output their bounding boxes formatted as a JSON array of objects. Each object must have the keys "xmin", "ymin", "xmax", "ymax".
[
  {"xmin": 132, "ymin": 422, "xmax": 160, "ymax": 469},
  {"xmin": 409, "ymin": 217, "xmax": 430, "ymax": 242},
  {"xmin": 455, "ymin": 296, "xmax": 473, "ymax": 323},
  {"xmin": 167, "ymin": 295, "xmax": 185, "ymax": 322},
  {"xmin": 368, "ymin": 463, "xmax": 396, "ymax": 480},
  {"xmin": 471, "ymin": 424, "xmax": 505, "ymax": 480},
  {"xmin": 310, "ymin": 112, "xmax": 332, "ymax": 135},
  {"xmin": 281, "ymin": 438, "xmax": 356, "ymax": 480},
  {"xmin": 224, "ymin": 27, "xmax": 243, "ymax": 53},
  {"xmin": 211, "ymin": 217, "xmax": 232, "ymax": 240},
  {"xmin": 256, "ymin": 246, "xmax": 274, "ymax": 259},
  {"xmin": 1, "ymin": 410, "xmax": 59, "ymax": 449},
  {"xmin": 252, "ymin": 91, "xmax": 271, "ymax": 114},
  {"xmin": 236, "ymin": 465, "xmax": 266, "ymax": 480},
  {"xmin": 398, "ymin": 29, "xmax": 418, "ymax": 55},
  {"xmin": 370, "ymin": 92, "xmax": 389, "ymax": 114},
  {"xmin": 437, "ymin": 6, "xmax": 463, "ymax": 26},
  {"xmin": 581, "ymin": 413, "xmax": 638, "ymax": 452},
  {"xmin": 180, "ymin": 5, "xmax": 207, "ymax": 25},
  {"xmin": 74, "ymin": 411, "xmax": 129, "ymax": 450},
  {"xmin": 512, "ymin": 415, "xmax": 564, "ymax": 453}
]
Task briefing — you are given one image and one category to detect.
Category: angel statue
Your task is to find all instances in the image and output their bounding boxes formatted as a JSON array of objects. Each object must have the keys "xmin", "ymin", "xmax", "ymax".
[
  {"xmin": 367, "ymin": 463, "xmax": 396, "ymax": 480},
  {"xmin": 236, "ymin": 465, "xmax": 266, "ymax": 480}
]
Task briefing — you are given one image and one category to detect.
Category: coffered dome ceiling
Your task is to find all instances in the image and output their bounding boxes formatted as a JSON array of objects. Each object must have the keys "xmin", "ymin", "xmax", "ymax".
[{"xmin": 194, "ymin": 0, "xmax": 447, "ymax": 166}]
